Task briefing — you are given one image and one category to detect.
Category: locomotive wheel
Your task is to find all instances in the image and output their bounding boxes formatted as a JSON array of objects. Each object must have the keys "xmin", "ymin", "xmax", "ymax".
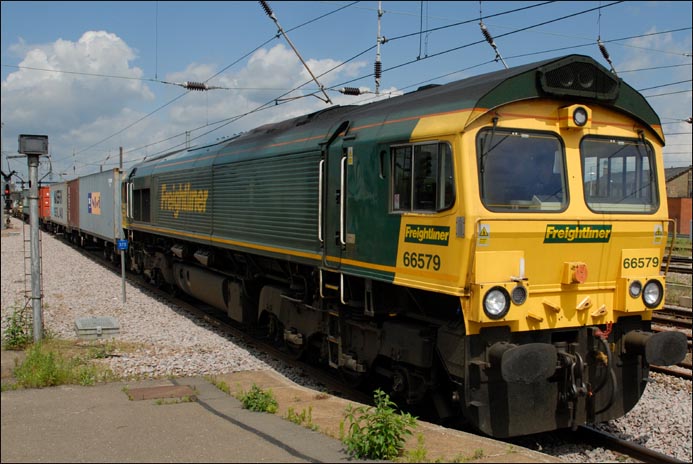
[
  {"xmin": 285, "ymin": 340, "xmax": 305, "ymax": 360},
  {"xmin": 267, "ymin": 314, "xmax": 284, "ymax": 347},
  {"xmin": 304, "ymin": 334, "xmax": 327, "ymax": 365},
  {"xmin": 150, "ymin": 268, "xmax": 165, "ymax": 289}
]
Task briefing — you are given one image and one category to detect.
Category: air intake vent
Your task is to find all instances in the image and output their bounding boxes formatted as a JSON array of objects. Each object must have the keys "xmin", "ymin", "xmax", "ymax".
[{"xmin": 538, "ymin": 57, "xmax": 619, "ymax": 101}]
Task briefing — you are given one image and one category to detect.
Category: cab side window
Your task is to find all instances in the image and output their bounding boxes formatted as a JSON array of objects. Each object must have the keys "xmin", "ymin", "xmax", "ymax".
[{"xmin": 392, "ymin": 142, "xmax": 454, "ymax": 212}]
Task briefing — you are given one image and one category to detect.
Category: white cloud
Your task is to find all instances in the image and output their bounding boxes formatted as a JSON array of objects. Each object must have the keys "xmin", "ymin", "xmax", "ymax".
[
  {"xmin": 2, "ymin": 37, "xmax": 378, "ymax": 177},
  {"xmin": 1, "ymin": 31, "xmax": 154, "ymax": 174}
]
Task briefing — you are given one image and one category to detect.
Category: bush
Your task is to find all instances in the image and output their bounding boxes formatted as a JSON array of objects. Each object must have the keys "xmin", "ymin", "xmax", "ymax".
[
  {"xmin": 2, "ymin": 304, "xmax": 32, "ymax": 350},
  {"xmin": 237, "ymin": 383, "xmax": 278, "ymax": 413},
  {"xmin": 342, "ymin": 389, "xmax": 417, "ymax": 460}
]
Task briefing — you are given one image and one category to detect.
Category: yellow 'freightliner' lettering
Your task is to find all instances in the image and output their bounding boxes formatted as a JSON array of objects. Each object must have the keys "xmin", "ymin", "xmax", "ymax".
[
  {"xmin": 544, "ymin": 225, "xmax": 612, "ymax": 242},
  {"xmin": 404, "ymin": 225, "xmax": 450, "ymax": 245},
  {"xmin": 160, "ymin": 183, "xmax": 209, "ymax": 218}
]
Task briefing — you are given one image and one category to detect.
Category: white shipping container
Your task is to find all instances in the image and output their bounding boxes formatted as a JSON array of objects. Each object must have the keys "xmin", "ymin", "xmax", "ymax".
[
  {"xmin": 77, "ymin": 169, "xmax": 122, "ymax": 242},
  {"xmin": 49, "ymin": 182, "xmax": 68, "ymax": 226}
]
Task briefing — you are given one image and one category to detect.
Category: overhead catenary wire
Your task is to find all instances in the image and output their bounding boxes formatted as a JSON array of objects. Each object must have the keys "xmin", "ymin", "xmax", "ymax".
[
  {"xmin": 54, "ymin": 1, "xmax": 361, "ymax": 169},
  {"xmin": 259, "ymin": 0, "xmax": 332, "ymax": 104},
  {"xmin": 329, "ymin": 0, "xmax": 625, "ymax": 91},
  {"xmin": 375, "ymin": 1, "xmax": 385, "ymax": 95},
  {"xmin": 89, "ymin": 1, "xmax": 646, "ymax": 171},
  {"xmin": 596, "ymin": 1, "xmax": 618, "ymax": 75},
  {"xmin": 10, "ymin": 0, "xmax": 563, "ymax": 170},
  {"xmin": 597, "ymin": 38, "xmax": 617, "ymax": 75},
  {"xmin": 87, "ymin": 0, "xmax": 637, "ymax": 169},
  {"xmin": 478, "ymin": 1, "xmax": 508, "ymax": 69},
  {"xmin": 637, "ymin": 79, "xmax": 692, "ymax": 92},
  {"xmin": 56, "ymin": 1, "xmax": 684, "ymax": 172},
  {"xmin": 417, "ymin": 0, "xmax": 429, "ymax": 60},
  {"xmin": 479, "ymin": 21, "xmax": 508, "ymax": 69}
]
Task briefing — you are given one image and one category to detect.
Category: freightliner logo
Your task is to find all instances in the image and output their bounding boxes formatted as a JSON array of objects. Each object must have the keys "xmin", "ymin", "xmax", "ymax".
[
  {"xmin": 404, "ymin": 225, "xmax": 450, "ymax": 246},
  {"xmin": 544, "ymin": 224, "xmax": 612, "ymax": 243}
]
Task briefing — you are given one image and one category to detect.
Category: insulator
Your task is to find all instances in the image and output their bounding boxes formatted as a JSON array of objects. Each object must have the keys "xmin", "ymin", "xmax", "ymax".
[
  {"xmin": 259, "ymin": 0, "xmax": 273, "ymax": 17},
  {"xmin": 374, "ymin": 61, "xmax": 382, "ymax": 80},
  {"xmin": 480, "ymin": 22, "xmax": 495, "ymax": 46},
  {"xmin": 184, "ymin": 81, "xmax": 207, "ymax": 91},
  {"xmin": 340, "ymin": 87, "xmax": 361, "ymax": 96},
  {"xmin": 598, "ymin": 40, "xmax": 611, "ymax": 61}
]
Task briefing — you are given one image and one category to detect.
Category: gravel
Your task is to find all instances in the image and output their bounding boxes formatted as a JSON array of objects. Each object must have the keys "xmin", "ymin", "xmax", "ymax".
[
  {"xmin": 0, "ymin": 219, "xmax": 309, "ymax": 384},
  {"xmin": 2, "ymin": 217, "xmax": 691, "ymax": 462}
]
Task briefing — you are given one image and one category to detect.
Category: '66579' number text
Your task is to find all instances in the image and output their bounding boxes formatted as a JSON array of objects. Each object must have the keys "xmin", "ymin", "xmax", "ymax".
[
  {"xmin": 402, "ymin": 252, "xmax": 441, "ymax": 271},
  {"xmin": 622, "ymin": 256, "xmax": 659, "ymax": 269}
]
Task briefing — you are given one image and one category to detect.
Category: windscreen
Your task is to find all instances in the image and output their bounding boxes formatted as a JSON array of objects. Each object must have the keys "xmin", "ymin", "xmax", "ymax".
[
  {"xmin": 478, "ymin": 129, "xmax": 567, "ymax": 212},
  {"xmin": 581, "ymin": 136, "xmax": 659, "ymax": 213}
]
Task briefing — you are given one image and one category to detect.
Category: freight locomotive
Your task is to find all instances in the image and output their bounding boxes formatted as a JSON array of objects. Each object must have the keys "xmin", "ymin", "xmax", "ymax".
[{"xmin": 36, "ymin": 54, "xmax": 687, "ymax": 438}]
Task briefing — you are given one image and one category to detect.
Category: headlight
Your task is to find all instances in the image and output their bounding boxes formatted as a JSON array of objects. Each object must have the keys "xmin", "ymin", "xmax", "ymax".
[
  {"xmin": 642, "ymin": 280, "xmax": 663, "ymax": 308},
  {"xmin": 577, "ymin": 71, "xmax": 594, "ymax": 89},
  {"xmin": 573, "ymin": 107, "xmax": 588, "ymax": 126},
  {"xmin": 484, "ymin": 287, "xmax": 510, "ymax": 319},
  {"xmin": 628, "ymin": 280, "xmax": 642, "ymax": 298}
]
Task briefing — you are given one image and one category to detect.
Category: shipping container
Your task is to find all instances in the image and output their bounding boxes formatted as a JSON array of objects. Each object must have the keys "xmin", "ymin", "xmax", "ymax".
[
  {"xmin": 77, "ymin": 169, "xmax": 122, "ymax": 242},
  {"xmin": 38, "ymin": 185, "xmax": 50, "ymax": 221},
  {"xmin": 49, "ymin": 182, "xmax": 68, "ymax": 227},
  {"xmin": 67, "ymin": 179, "xmax": 80, "ymax": 231}
]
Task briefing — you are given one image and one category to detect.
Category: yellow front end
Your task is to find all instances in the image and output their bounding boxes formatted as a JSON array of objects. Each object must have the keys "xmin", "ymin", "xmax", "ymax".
[
  {"xmin": 463, "ymin": 220, "xmax": 669, "ymax": 335},
  {"xmin": 399, "ymin": 99, "xmax": 671, "ymax": 336}
]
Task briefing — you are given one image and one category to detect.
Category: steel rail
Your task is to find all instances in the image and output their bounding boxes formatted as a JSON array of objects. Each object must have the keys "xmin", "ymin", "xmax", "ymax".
[{"xmin": 577, "ymin": 426, "xmax": 687, "ymax": 464}]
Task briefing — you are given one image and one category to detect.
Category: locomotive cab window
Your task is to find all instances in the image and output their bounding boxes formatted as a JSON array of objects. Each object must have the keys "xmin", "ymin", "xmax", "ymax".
[
  {"xmin": 391, "ymin": 142, "xmax": 454, "ymax": 212},
  {"xmin": 477, "ymin": 129, "xmax": 567, "ymax": 212},
  {"xmin": 581, "ymin": 136, "xmax": 659, "ymax": 213}
]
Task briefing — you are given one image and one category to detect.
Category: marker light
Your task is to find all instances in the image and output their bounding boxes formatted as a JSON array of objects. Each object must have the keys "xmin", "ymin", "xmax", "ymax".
[
  {"xmin": 511, "ymin": 285, "xmax": 528, "ymax": 305},
  {"xmin": 573, "ymin": 107, "xmax": 588, "ymax": 126},
  {"xmin": 559, "ymin": 104, "xmax": 591, "ymax": 129},
  {"xmin": 628, "ymin": 280, "xmax": 643, "ymax": 298}
]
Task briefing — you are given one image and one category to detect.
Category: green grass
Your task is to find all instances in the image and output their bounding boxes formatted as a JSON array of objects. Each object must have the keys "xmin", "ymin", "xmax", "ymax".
[
  {"xmin": 286, "ymin": 405, "xmax": 318, "ymax": 431},
  {"xmin": 10, "ymin": 341, "xmax": 117, "ymax": 388}
]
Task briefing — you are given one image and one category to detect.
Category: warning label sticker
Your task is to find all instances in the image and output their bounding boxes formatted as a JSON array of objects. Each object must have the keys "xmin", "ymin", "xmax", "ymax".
[{"xmin": 477, "ymin": 223, "xmax": 490, "ymax": 247}]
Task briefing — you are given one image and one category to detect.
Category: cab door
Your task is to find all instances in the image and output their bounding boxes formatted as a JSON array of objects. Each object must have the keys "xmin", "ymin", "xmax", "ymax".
[{"xmin": 321, "ymin": 121, "xmax": 350, "ymax": 270}]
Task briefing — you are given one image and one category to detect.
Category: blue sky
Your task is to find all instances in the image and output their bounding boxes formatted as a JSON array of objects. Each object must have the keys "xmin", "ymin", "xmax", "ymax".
[{"xmin": 1, "ymin": 1, "xmax": 691, "ymax": 181}]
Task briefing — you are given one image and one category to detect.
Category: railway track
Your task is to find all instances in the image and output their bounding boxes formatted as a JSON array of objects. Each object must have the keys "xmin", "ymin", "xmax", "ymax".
[
  {"xmin": 575, "ymin": 426, "xmax": 688, "ymax": 464},
  {"xmin": 663, "ymin": 255, "xmax": 693, "ymax": 275}
]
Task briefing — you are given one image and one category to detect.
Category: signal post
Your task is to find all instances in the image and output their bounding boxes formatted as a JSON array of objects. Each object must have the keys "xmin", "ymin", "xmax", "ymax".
[{"xmin": 18, "ymin": 134, "xmax": 49, "ymax": 342}]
